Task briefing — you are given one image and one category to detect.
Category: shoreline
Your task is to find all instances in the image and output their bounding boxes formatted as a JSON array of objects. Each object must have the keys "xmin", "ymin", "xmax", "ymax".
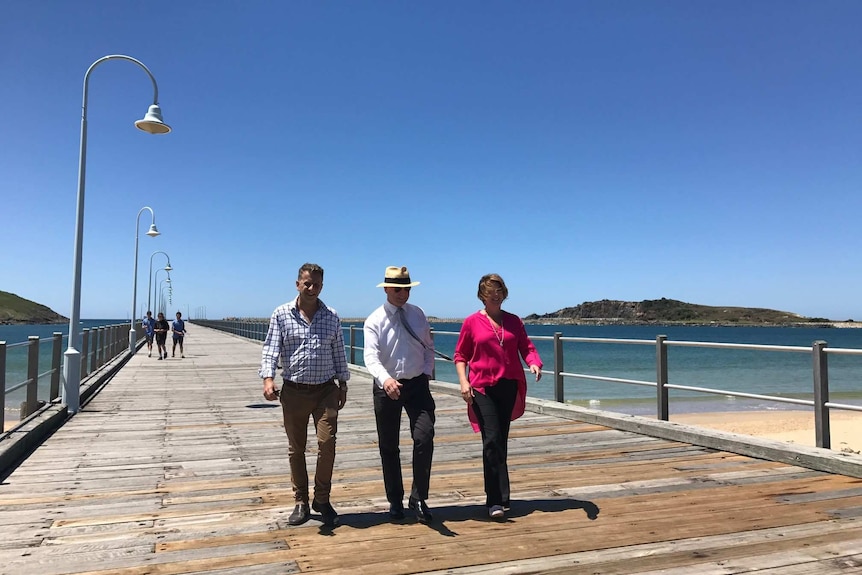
[{"xmin": 671, "ymin": 409, "xmax": 862, "ymax": 453}]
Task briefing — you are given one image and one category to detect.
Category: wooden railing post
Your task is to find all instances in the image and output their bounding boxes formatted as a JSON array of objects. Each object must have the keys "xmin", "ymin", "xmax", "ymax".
[
  {"xmin": 50, "ymin": 332, "xmax": 63, "ymax": 401},
  {"xmin": 813, "ymin": 340, "xmax": 831, "ymax": 449},
  {"xmin": 96, "ymin": 327, "xmax": 105, "ymax": 371},
  {"xmin": 554, "ymin": 332, "xmax": 564, "ymax": 402},
  {"xmin": 656, "ymin": 335, "xmax": 669, "ymax": 421},
  {"xmin": 81, "ymin": 328, "xmax": 90, "ymax": 379},
  {"xmin": 24, "ymin": 336, "xmax": 39, "ymax": 418},
  {"xmin": 349, "ymin": 325, "xmax": 356, "ymax": 365}
]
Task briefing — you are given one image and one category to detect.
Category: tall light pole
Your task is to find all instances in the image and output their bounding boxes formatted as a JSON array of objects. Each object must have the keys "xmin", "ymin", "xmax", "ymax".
[
  {"xmin": 129, "ymin": 207, "xmax": 160, "ymax": 353},
  {"xmin": 147, "ymin": 251, "xmax": 172, "ymax": 313},
  {"xmin": 158, "ymin": 278, "xmax": 172, "ymax": 314},
  {"xmin": 63, "ymin": 55, "xmax": 171, "ymax": 415},
  {"xmin": 153, "ymin": 268, "xmax": 170, "ymax": 314}
]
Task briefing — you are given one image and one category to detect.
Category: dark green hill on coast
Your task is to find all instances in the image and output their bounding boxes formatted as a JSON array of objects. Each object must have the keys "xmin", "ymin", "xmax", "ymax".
[
  {"xmin": 524, "ymin": 298, "xmax": 835, "ymax": 326},
  {"xmin": 0, "ymin": 291, "xmax": 67, "ymax": 325}
]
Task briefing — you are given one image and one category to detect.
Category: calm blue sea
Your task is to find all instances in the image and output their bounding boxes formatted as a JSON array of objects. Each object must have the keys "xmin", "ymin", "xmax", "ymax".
[
  {"xmin": 345, "ymin": 321, "xmax": 862, "ymax": 416},
  {"xmin": 5, "ymin": 321, "xmax": 862, "ymax": 418},
  {"xmin": 1, "ymin": 320, "xmax": 126, "ymax": 415}
]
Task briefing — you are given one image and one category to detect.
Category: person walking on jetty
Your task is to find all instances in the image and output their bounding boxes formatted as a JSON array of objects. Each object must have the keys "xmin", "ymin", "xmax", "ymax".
[
  {"xmin": 141, "ymin": 311, "xmax": 156, "ymax": 357},
  {"xmin": 153, "ymin": 312, "xmax": 170, "ymax": 360},
  {"xmin": 259, "ymin": 263, "xmax": 350, "ymax": 527},
  {"xmin": 363, "ymin": 266, "xmax": 436, "ymax": 523},
  {"xmin": 454, "ymin": 273, "xmax": 542, "ymax": 520},
  {"xmin": 171, "ymin": 311, "xmax": 187, "ymax": 358}
]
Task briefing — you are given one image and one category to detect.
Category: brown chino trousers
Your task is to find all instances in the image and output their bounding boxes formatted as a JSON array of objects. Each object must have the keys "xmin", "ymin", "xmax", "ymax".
[{"xmin": 279, "ymin": 380, "xmax": 340, "ymax": 504}]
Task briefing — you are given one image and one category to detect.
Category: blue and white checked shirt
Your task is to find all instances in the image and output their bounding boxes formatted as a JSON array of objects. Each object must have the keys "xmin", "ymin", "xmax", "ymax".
[{"xmin": 259, "ymin": 297, "xmax": 350, "ymax": 384}]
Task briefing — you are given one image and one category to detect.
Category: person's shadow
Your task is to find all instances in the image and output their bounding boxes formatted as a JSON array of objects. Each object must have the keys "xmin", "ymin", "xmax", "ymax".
[{"xmin": 310, "ymin": 498, "xmax": 600, "ymax": 537}]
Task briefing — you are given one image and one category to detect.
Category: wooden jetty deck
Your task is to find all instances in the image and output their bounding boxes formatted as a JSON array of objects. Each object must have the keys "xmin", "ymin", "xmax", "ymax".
[{"xmin": 1, "ymin": 325, "xmax": 862, "ymax": 574}]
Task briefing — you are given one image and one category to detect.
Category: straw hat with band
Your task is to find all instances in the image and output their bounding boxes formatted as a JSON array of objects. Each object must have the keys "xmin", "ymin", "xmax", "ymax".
[{"xmin": 377, "ymin": 266, "xmax": 420, "ymax": 288}]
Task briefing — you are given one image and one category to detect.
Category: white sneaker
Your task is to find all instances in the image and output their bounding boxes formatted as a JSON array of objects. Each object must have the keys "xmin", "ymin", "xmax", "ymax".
[{"xmin": 489, "ymin": 505, "xmax": 505, "ymax": 519}]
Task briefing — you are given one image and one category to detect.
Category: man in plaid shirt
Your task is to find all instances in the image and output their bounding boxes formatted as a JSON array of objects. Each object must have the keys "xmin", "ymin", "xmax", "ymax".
[{"xmin": 260, "ymin": 262, "xmax": 350, "ymax": 527}]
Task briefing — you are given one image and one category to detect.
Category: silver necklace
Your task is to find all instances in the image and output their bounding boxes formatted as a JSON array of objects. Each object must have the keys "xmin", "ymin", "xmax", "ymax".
[{"xmin": 488, "ymin": 313, "xmax": 504, "ymax": 347}]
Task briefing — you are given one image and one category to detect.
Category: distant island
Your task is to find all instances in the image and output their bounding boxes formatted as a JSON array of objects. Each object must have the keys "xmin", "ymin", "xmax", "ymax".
[
  {"xmin": 0, "ymin": 291, "xmax": 67, "ymax": 325},
  {"xmin": 523, "ymin": 298, "xmax": 851, "ymax": 327}
]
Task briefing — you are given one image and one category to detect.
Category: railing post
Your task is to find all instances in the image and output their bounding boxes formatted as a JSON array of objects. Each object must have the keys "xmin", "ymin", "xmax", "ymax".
[
  {"xmin": 430, "ymin": 328, "xmax": 436, "ymax": 380},
  {"xmin": 554, "ymin": 332, "xmax": 564, "ymax": 402},
  {"xmin": 349, "ymin": 325, "xmax": 356, "ymax": 364},
  {"xmin": 102, "ymin": 326, "xmax": 109, "ymax": 368},
  {"xmin": 95, "ymin": 327, "xmax": 104, "ymax": 371},
  {"xmin": 24, "ymin": 336, "xmax": 39, "ymax": 418},
  {"xmin": 656, "ymin": 335, "xmax": 669, "ymax": 421},
  {"xmin": 812, "ymin": 340, "xmax": 831, "ymax": 449},
  {"xmin": 81, "ymin": 328, "xmax": 90, "ymax": 379},
  {"xmin": 0, "ymin": 341, "xmax": 6, "ymax": 432},
  {"xmin": 50, "ymin": 332, "xmax": 63, "ymax": 401}
]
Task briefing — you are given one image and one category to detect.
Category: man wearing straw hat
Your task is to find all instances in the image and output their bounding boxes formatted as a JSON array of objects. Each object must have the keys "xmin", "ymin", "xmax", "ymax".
[{"xmin": 364, "ymin": 265, "xmax": 436, "ymax": 523}]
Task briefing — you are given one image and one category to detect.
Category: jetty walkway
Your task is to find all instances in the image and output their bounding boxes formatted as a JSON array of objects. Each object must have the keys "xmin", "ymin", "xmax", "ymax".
[{"xmin": 1, "ymin": 325, "xmax": 862, "ymax": 574}]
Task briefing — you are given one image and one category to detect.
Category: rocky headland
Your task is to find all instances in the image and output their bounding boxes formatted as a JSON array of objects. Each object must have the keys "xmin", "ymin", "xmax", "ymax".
[
  {"xmin": 0, "ymin": 290, "xmax": 67, "ymax": 325},
  {"xmin": 523, "ymin": 298, "xmax": 841, "ymax": 327}
]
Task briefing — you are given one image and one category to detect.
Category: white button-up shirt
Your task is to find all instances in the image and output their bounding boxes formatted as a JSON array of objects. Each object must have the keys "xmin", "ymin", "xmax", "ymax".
[{"xmin": 363, "ymin": 301, "xmax": 434, "ymax": 388}]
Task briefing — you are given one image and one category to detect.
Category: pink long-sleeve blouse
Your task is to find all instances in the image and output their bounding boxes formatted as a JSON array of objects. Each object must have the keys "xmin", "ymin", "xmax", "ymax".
[{"xmin": 454, "ymin": 310, "xmax": 543, "ymax": 432}]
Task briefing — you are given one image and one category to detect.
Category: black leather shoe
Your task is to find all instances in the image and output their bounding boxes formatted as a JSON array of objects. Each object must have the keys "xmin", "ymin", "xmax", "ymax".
[
  {"xmin": 408, "ymin": 497, "xmax": 433, "ymax": 523},
  {"xmin": 312, "ymin": 500, "xmax": 339, "ymax": 527},
  {"xmin": 388, "ymin": 502, "xmax": 405, "ymax": 520},
  {"xmin": 288, "ymin": 502, "xmax": 309, "ymax": 526}
]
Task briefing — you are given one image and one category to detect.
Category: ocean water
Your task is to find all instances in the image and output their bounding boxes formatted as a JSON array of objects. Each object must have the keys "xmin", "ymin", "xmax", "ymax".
[
  {"xmin": 343, "ymin": 322, "xmax": 862, "ymax": 416},
  {"xmin": 5, "ymin": 321, "xmax": 862, "ymax": 418},
  {"xmin": 0, "ymin": 320, "xmax": 127, "ymax": 415}
]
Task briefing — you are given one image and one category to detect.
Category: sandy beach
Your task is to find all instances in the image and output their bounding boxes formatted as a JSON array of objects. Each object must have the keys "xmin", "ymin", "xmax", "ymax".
[{"xmin": 672, "ymin": 410, "xmax": 862, "ymax": 454}]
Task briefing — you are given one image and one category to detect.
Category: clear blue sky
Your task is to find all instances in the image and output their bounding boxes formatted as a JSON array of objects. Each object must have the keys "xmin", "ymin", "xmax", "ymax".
[{"xmin": 3, "ymin": 1, "xmax": 861, "ymax": 321}]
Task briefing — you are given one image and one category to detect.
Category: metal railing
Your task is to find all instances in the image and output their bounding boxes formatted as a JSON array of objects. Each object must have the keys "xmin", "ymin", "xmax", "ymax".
[
  {"xmin": 193, "ymin": 319, "xmax": 862, "ymax": 450},
  {"xmin": 1, "ymin": 323, "xmax": 140, "ymax": 431}
]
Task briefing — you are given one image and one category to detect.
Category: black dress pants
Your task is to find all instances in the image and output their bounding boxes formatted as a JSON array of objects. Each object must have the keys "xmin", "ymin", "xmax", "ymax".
[
  {"xmin": 471, "ymin": 378, "xmax": 518, "ymax": 508},
  {"xmin": 373, "ymin": 374, "xmax": 436, "ymax": 504}
]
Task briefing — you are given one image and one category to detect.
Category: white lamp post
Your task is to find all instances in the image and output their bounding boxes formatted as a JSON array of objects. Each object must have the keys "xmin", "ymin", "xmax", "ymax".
[
  {"xmin": 129, "ymin": 207, "xmax": 160, "ymax": 353},
  {"xmin": 153, "ymin": 268, "xmax": 171, "ymax": 314},
  {"xmin": 63, "ymin": 55, "xmax": 171, "ymax": 415},
  {"xmin": 147, "ymin": 251, "xmax": 172, "ymax": 314},
  {"xmin": 158, "ymin": 278, "xmax": 172, "ymax": 314}
]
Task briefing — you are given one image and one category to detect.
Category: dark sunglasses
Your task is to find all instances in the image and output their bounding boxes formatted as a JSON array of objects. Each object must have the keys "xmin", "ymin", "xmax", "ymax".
[{"xmin": 393, "ymin": 287, "xmax": 411, "ymax": 293}]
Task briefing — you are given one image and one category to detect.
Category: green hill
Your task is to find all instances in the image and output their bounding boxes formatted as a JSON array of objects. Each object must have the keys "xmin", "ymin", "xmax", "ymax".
[
  {"xmin": 525, "ymin": 298, "xmax": 833, "ymax": 326},
  {"xmin": 0, "ymin": 291, "xmax": 67, "ymax": 325}
]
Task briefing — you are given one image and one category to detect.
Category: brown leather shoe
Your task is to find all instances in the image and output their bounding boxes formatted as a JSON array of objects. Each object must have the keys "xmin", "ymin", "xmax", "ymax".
[
  {"xmin": 288, "ymin": 502, "xmax": 309, "ymax": 526},
  {"xmin": 312, "ymin": 500, "xmax": 339, "ymax": 527}
]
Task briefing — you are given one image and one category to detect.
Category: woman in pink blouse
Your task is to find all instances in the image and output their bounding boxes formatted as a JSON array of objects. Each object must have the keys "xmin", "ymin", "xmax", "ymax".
[{"xmin": 454, "ymin": 273, "xmax": 542, "ymax": 520}]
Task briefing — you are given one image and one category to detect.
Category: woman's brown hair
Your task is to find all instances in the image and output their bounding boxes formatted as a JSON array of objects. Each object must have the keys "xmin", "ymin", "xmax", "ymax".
[{"xmin": 477, "ymin": 273, "xmax": 508, "ymax": 302}]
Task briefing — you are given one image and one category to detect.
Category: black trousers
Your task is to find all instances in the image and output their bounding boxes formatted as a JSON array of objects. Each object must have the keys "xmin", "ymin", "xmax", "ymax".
[
  {"xmin": 373, "ymin": 374, "xmax": 436, "ymax": 504},
  {"xmin": 471, "ymin": 378, "xmax": 518, "ymax": 508}
]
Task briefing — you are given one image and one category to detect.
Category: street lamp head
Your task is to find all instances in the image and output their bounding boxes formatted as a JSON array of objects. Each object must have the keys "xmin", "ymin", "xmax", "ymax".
[
  {"xmin": 146, "ymin": 223, "xmax": 160, "ymax": 237},
  {"xmin": 164, "ymin": 264, "xmax": 173, "ymax": 271},
  {"xmin": 135, "ymin": 104, "xmax": 171, "ymax": 134}
]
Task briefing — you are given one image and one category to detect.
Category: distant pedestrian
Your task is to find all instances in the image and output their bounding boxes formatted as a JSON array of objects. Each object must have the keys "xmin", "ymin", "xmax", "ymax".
[
  {"xmin": 259, "ymin": 263, "xmax": 350, "ymax": 527},
  {"xmin": 141, "ymin": 311, "xmax": 155, "ymax": 357},
  {"xmin": 154, "ymin": 312, "xmax": 170, "ymax": 360},
  {"xmin": 454, "ymin": 273, "xmax": 542, "ymax": 520},
  {"xmin": 171, "ymin": 311, "xmax": 187, "ymax": 358},
  {"xmin": 364, "ymin": 265, "xmax": 436, "ymax": 523}
]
